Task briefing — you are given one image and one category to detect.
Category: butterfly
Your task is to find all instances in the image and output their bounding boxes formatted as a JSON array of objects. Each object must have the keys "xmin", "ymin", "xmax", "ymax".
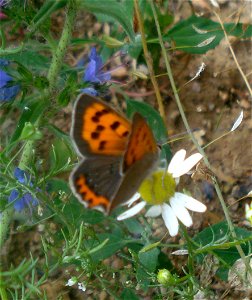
[{"xmin": 70, "ymin": 94, "xmax": 160, "ymax": 214}]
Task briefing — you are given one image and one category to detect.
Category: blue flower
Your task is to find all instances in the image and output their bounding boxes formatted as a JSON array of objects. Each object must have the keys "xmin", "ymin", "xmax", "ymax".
[
  {"xmin": 8, "ymin": 167, "xmax": 38, "ymax": 212},
  {"xmin": 0, "ymin": 0, "xmax": 8, "ymax": 7},
  {"xmin": 0, "ymin": 60, "xmax": 20, "ymax": 102},
  {"xmin": 81, "ymin": 87, "xmax": 98, "ymax": 96},
  {"xmin": 83, "ymin": 47, "xmax": 111, "ymax": 84}
]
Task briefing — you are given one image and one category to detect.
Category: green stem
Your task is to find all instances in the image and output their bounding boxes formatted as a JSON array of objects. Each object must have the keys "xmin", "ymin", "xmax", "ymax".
[
  {"xmin": 149, "ymin": 0, "xmax": 252, "ymax": 281},
  {"xmin": 0, "ymin": 1, "xmax": 77, "ymax": 250},
  {"xmin": 47, "ymin": 1, "xmax": 77, "ymax": 94},
  {"xmin": 0, "ymin": 283, "xmax": 8, "ymax": 300},
  {"xmin": 0, "ymin": 206, "xmax": 14, "ymax": 250},
  {"xmin": 181, "ymin": 227, "xmax": 194, "ymax": 298}
]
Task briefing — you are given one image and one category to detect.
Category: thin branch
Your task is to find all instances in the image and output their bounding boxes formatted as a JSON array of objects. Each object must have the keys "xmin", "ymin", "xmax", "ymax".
[
  {"xmin": 133, "ymin": 0, "xmax": 166, "ymax": 122},
  {"xmin": 214, "ymin": 11, "xmax": 252, "ymax": 99}
]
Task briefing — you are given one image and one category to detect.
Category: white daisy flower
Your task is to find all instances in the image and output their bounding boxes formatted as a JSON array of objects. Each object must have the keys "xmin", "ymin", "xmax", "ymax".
[
  {"xmin": 117, "ymin": 149, "xmax": 207, "ymax": 236},
  {"xmin": 245, "ymin": 202, "xmax": 252, "ymax": 225}
]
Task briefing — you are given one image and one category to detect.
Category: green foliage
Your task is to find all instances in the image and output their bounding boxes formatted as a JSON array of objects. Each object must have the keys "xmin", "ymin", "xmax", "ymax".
[
  {"xmin": 0, "ymin": 0, "xmax": 251, "ymax": 299},
  {"xmin": 80, "ymin": 0, "xmax": 135, "ymax": 41},
  {"xmin": 165, "ymin": 15, "xmax": 252, "ymax": 54},
  {"xmin": 193, "ymin": 221, "xmax": 252, "ymax": 280}
]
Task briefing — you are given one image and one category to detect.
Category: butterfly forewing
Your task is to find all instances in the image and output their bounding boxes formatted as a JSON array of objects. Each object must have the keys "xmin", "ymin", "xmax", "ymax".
[
  {"xmin": 123, "ymin": 113, "xmax": 159, "ymax": 171},
  {"xmin": 71, "ymin": 94, "xmax": 131, "ymax": 157},
  {"xmin": 109, "ymin": 113, "xmax": 160, "ymax": 212}
]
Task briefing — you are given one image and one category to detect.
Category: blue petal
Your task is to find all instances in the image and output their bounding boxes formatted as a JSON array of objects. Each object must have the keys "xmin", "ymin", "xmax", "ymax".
[
  {"xmin": 8, "ymin": 189, "xmax": 19, "ymax": 202},
  {"xmin": 84, "ymin": 60, "xmax": 100, "ymax": 83},
  {"xmin": 89, "ymin": 47, "xmax": 103, "ymax": 71},
  {"xmin": 89, "ymin": 47, "xmax": 98, "ymax": 60},
  {"xmin": 8, "ymin": 190, "xmax": 26, "ymax": 212},
  {"xmin": 23, "ymin": 193, "xmax": 38, "ymax": 207},
  {"xmin": 0, "ymin": 70, "xmax": 12, "ymax": 88},
  {"xmin": 0, "ymin": 59, "xmax": 9, "ymax": 66},
  {"xmin": 81, "ymin": 87, "xmax": 98, "ymax": 96},
  {"xmin": 14, "ymin": 167, "xmax": 27, "ymax": 184},
  {"xmin": 14, "ymin": 197, "xmax": 26, "ymax": 212},
  {"xmin": 0, "ymin": 84, "xmax": 20, "ymax": 102}
]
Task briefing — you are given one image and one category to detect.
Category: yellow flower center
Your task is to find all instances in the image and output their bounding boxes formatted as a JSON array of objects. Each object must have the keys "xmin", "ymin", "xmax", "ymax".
[{"xmin": 139, "ymin": 170, "xmax": 176, "ymax": 205}]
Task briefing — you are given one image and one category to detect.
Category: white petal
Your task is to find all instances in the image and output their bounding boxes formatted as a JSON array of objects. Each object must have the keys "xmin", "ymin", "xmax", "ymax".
[
  {"xmin": 172, "ymin": 153, "xmax": 203, "ymax": 178},
  {"xmin": 161, "ymin": 203, "xmax": 179, "ymax": 236},
  {"xmin": 145, "ymin": 205, "xmax": 162, "ymax": 217},
  {"xmin": 168, "ymin": 149, "xmax": 186, "ymax": 175},
  {"xmin": 117, "ymin": 201, "xmax": 146, "ymax": 221},
  {"xmin": 171, "ymin": 249, "xmax": 189, "ymax": 255},
  {"xmin": 230, "ymin": 110, "xmax": 243, "ymax": 132},
  {"xmin": 123, "ymin": 192, "xmax": 141, "ymax": 207},
  {"xmin": 175, "ymin": 192, "xmax": 207, "ymax": 212},
  {"xmin": 170, "ymin": 196, "xmax": 193, "ymax": 227}
]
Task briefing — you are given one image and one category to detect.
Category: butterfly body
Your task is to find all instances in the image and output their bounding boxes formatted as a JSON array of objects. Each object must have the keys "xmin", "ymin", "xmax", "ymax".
[{"xmin": 70, "ymin": 94, "xmax": 160, "ymax": 214}]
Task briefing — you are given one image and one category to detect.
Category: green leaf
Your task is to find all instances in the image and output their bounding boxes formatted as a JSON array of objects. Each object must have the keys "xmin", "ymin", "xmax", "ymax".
[
  {"xmin": 32, "ymin": 0, "xmax": 67, "ymax": 24},
  {"xmin": 79, "ymin": 209, "xmax": 105, "ymax": 225},
  {"xmin": 86, "ymin": 233, "xmax": 130, "ymax": 260},
  {"xmin": 136, "ymin": 266, "xmax": 150, "ymax": 290},
  {"xmin": 0, "ymin": 44, "xmax": 24, "ymax": 56},
  {"xmin": 47, "ymin": 124, "xmax": 74, "ymax": 149},
  {"xmin": 121, "ymin": 288, "xmax": 139, "ymax": 300},
  {"xmin": 126, "ymin": 99, "xmax": 172, "ymax": 161},
  {"xmin": 9, "ymin": 100, "xmax": 47, "ymax": 146},
  {"xmin": 138, "ymin": 248, "xmax": 160, "ymax": 272},
  {"xmin": 165, "ymin": 15, "xmax": 252, "ymax": 54},
  {"xmin": 193, "ymin": 221, "xmax": 252, "ymax": 279},
  {"xmin": 123, "ymin": 218, "xmax": 144, "ymax": 235},
  {"xmin": 80, "ymin": 0, "xmax": 135, "ymax": 41},
  {"xmin": 3, "ymin": 50, "xmax": 50, "ymax": 70},
  {"xmin": 50, "ymin": 138, "xmax": 74, "ymax": 172}
]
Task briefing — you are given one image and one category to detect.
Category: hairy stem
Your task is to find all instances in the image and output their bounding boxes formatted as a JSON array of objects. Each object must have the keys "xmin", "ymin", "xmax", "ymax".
[
  {"xmin": 0, "ymin": 1, "xmax": 77, "ymax": 250},
  {"xmin": 47, "ymin": 1, "xmax": 77, "ymax": 94}
]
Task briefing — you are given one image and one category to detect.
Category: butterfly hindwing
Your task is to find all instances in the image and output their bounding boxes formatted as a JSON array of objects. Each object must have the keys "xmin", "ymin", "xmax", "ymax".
[
  {"xmin": 71, "ymin": 94, "xmax": 131, "ymax": 157},
  {"xmin": 70, "ymin": 155, "xmax": 123, "ymax": 212}
]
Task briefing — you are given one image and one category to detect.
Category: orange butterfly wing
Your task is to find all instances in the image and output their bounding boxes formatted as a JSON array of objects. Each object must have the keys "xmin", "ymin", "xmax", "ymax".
[
  {"xmin": 70, "ymin": 94, "xmax": 130, "ymax": 212},
  {"xmin": 123, "ymin": 112, "xmax": 158, "ymax": 171},
  {"xmin": 109, "ymin": 113, "xmax": 160, "ymax": 212},
  {"xmin": 71, "ymin": 94, "xmax": 131, "ymax": 157}
]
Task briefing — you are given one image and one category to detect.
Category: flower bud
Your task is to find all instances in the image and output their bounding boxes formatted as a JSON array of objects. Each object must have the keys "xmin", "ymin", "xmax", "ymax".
[
  {"xmin": 20, "ymin": 122, "xmax": 42, "ymax": 140},
  {"xmin": 102, "ymin": 35, "xmax": 124, "ymax": 48},
  {"xmin": 157, "ymin": 269, "xmax": 175, "ymax": 285}
]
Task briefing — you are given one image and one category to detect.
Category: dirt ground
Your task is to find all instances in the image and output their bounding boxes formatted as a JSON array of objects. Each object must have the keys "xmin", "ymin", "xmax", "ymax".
[{"xmin": 2, "ymin": 0, "xmax": 252, "ymax": 299}]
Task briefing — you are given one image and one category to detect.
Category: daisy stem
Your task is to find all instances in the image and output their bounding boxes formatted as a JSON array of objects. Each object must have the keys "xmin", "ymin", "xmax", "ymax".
[
  {"xmin": 149, "ymin": 0, "xmax": 252, "ymax": 280},
  {"xmin": 133, "ymin": 0, "xmax": 166, "ymax": 122},
  {"xmin": 181, "ymin": 226, "xmax": 195, "ymax": 296}
]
